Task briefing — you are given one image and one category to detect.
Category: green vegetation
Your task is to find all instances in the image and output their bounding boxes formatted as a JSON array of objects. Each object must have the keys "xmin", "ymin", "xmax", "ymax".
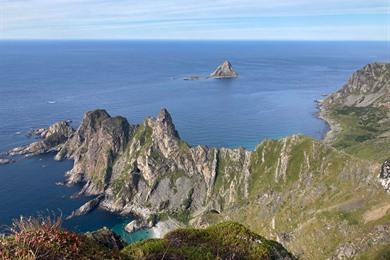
[
  {"xmin": 327, "ymin": 106, "xmax": 390, "ymax": 161},
  {"xmin": 0, "ymin": 218, "xmax": 293, "ymax": 260},
  {"xmin": 0, "ymin": 216, "xmax": 118, "ymax": 260},
  {"xmin": 122, "ymin": 222, "xmax": 294, "ymax": 259}
]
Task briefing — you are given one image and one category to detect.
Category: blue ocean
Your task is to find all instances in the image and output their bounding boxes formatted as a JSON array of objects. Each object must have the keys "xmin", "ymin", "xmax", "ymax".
[{"xmin": 0, "ymin": 41, "xmax": 389, "ymax": 241}]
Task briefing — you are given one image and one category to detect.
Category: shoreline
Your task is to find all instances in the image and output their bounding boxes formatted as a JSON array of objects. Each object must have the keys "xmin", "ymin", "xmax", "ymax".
[{"xmin": 316, "ymin": 99, "xmax": 340, "ymax": 144}]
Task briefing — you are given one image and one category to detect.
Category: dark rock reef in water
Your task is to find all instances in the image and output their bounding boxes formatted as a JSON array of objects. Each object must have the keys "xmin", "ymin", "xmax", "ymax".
[
  {"xmin": 209, "ymin": 60, "xmax": 238, "ymax": 78},
  {"xmin": 3, "ymin": 63, "xmax": 389, "ymax": 259}
]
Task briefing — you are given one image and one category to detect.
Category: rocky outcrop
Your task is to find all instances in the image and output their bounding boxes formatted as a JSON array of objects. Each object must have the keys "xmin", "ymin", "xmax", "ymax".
[
  {"xmin": 379, "ymin": 160, "xmax": 390, "ymax": 192},
  {"xmin": 66, "ymin": 195, "xmax": 104, "ymax": 219},
  {"xmin": 125, "ymin": 219, "xmax": 151, "ymax": 233},
  {"xmin": 321, "ymin": 63, "xmax": 389, "ymax": 109},
  {"xmin": 151, "ymin": 218, "xmax": 184, "ymax": 238},
  {"xmin": 8, "ymin": 121, "xmax": 75, "ymax": 156},
  {"xmin": 55, "ymin": 110, "xmax": 132, "ymax": 195},
  {"xmin": 0, "ymin": 158, "xmax": 13, "ymax": 165},
  {"xmin": 85, "ymin": 227, "xmax": 125, "ymax": 250},
  {"xmin": 209, "ymin": 60, "xmax": 238, "ymax": 78}
]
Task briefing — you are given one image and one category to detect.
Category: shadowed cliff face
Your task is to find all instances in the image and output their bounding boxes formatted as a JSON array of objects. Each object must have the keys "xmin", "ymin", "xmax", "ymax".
[{"xmin": 55, "ymin": 109, "xmax": 132, "ymax": 195}]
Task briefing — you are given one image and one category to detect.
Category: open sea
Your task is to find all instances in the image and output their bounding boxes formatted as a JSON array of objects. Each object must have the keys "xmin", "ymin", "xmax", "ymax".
[{"xmin": 0, "ymin": 40, "xmax": 389, "ymax": 242}]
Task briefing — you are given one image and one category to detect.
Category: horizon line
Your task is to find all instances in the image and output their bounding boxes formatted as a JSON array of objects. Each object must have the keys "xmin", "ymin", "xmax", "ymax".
[{"xmin": 0, "ymin": 38, "xmax": 388, "ymax": 42}]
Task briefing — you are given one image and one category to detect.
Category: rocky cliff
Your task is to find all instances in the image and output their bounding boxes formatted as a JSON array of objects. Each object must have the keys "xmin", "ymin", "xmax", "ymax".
[
  {"xmin": 8, "ymin": 121, "xmax": 74, "ymax": 156},
  {"xmin": 5, "ymin": 63, "xmax": 389, "ymax": 259},
  {"xmin": 8, "ymin": 107, "xmax": 388, "ymax": 259}
]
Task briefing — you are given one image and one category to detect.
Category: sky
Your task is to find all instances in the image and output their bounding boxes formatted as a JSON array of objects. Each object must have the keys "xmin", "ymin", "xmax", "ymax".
[{"xmin": 0, "ymin": 0, "xmax": 389, "ymax": 40}]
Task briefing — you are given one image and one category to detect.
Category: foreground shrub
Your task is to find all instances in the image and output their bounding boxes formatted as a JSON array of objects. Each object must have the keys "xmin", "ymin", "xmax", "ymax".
[{"xmin": 0, "ymin": 216, "xmax": 119, "ymax": 260}]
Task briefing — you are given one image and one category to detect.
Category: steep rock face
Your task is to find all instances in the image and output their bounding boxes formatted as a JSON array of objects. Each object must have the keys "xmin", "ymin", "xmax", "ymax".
[
  {"xmin": 322, "ymin": 63, "xmax": 389, "ymax": 108},
  {"xmin": 209, "ymin": 60, "xmax": 238, "ymax": 78},
  {"xmin": 101, "ymin": 109, "xmax": 221, "ymax": 216},
  {"xmin": 8, "ymin": 121, "xmax": 74, "ymax": 156},
  {"xmin": 380, "ymin": 160, "xmax": 390, "ymax": 192},
  {"xmin": 55, "ymin": 110, "xmax": 132, "ymax": 195}
]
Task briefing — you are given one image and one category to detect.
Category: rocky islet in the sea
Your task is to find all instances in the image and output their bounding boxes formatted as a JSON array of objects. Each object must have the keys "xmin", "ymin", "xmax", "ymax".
[
  {"xmin": 182, "ymin": 60, "xmax": 238, "ymax": 80},
  {"xmin": 209, "ymin": 60, "xmax": 238, "ymax": 78}
]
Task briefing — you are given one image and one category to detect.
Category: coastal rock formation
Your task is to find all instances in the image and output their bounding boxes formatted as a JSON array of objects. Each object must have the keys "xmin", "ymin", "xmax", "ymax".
[
  {"xmin": 8, "ymin": 121, "xmax": 74, "ymax": 156},
  {"xmin": 321, "ymin": 63, "xmax": 390, "ymax": 108},
  {"xmin": 66, "ymin": 195, "xmax": 104, "ymax": 219},
  {"xmin": 209, "ymin": 60, "xmax": 238, "ymax": 78},
  {"xmin": 55, "ymin": 110, "xmax": 132, "ymax": 195},
  {"xmin": 125, "ymin": 219, "xmax": 151, "ymax": 233},
  {"xmin": 4, "ymin": 63, "xmax": 389, "ymax": 259},
  {"xmin": 7, "ymin": 107, "xmax": 387, "ymax": 259}
]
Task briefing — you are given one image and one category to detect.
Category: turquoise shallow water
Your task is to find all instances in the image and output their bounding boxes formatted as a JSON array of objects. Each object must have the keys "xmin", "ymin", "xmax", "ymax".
[{"xmin": 0, "ymin": 41, "xmax": 389, "ymax": 242}]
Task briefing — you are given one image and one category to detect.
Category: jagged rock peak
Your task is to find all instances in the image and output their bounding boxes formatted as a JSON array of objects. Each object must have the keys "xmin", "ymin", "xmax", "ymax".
[
  {"xmin": 80, "ymin": 109, "xmax": 111, "ymax": 129},
  {"xmin": 156, "ymin": 108, "xmax": 180, "ymax": 139},
  {"xmin": 209, "ymin": 60, "xmax": 238, "ymax": 78}
]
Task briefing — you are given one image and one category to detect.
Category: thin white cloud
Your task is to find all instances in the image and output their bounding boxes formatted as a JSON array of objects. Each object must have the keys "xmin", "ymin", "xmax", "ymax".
[{"xmin": 0, "ymin": 0, "xmax": 388, "ymax": 39}]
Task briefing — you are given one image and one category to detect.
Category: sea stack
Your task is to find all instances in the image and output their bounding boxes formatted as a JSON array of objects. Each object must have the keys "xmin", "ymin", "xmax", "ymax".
[{"xmin": 209, "ymin": 60, "xmax": 238, "ymax": 78}]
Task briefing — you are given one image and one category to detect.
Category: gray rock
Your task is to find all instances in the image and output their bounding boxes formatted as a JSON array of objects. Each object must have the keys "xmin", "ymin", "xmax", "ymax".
[
  {"xmin": 209, "ymin": 60, "xmax": 238, "ymax": 78},
  {"xmin": 8, "ymin": 121, "xmax": 75, "ymax": 157},
  {"xmin": 125, "ymin": 219, "xmax": 150, "ymax": 233},
  {"xmin": 0, "ymin": 158, "xmax": 13, "ymax": 165},
  {"xmin": 66, "ymin": 195, "xmax": 103, "ymax": 219},
  {"xmin": 379, "ymin": 160, "xmax": 390, "ymax": 192}
]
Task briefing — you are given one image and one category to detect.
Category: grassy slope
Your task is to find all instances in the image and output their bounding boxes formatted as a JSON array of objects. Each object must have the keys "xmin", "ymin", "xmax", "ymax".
[
  {"xmin": 122, "ymin": 222, "xmax": 294, "ymax": 259},
  {"xmin": 198, "ymin": 136, "xmax": 389, "ymax": 259},
  {"xmin": 326, "ymin": 106, "xmax": 390, "ymax": 162}
]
